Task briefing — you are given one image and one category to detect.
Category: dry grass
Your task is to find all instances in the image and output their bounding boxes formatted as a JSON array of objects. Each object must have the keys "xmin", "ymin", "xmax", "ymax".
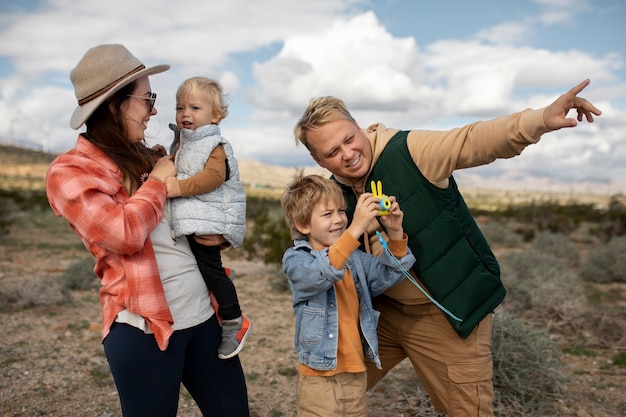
[{"xmin": 1, "ymin": 144, "xmax": 626, "ymax": 416}]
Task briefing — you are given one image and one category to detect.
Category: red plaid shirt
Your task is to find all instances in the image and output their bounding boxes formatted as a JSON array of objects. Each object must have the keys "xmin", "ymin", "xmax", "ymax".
[{"xmin": 46, "ymin": 135, "xmax": 174, "ymax": 350}]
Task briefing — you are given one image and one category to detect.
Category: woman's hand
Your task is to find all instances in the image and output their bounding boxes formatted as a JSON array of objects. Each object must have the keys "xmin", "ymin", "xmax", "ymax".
[{"xmin": 150, "ymin": 154, "xmax": 177, "ymax": 182}]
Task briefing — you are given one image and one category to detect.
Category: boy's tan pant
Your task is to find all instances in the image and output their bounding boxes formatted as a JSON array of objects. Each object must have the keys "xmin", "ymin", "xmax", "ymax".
[
  {"xmin": 297, "ymin": 371, "xmax": 368, "ymax": 416},
  {"xmin": 367, "ymin": 296, "xmax": 494, "ymax": 417}
]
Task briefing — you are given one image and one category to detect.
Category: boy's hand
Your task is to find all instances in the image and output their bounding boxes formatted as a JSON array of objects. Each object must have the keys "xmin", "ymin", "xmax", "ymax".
[
  {"xmin": 346, "ymin": 192, "xmax": 382, "ymax": 240},
  {"xmin": 379, "ymin": 196, "xmax": 404, "ymax": 240}
]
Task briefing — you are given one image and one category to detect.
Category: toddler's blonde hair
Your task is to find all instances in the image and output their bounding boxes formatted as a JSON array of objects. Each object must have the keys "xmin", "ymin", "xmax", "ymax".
[{"xmin": 176, "ymin": 76, "xmax": 228, "ymax": 123}]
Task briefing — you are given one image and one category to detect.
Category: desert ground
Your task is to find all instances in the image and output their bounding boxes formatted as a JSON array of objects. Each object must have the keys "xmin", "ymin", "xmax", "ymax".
[{"xmin": 1, "ymin": 144, "xmax": 625, "ymax": 416}]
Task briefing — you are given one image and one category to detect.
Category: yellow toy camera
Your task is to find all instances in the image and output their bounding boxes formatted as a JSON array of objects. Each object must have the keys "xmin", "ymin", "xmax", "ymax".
[{"xmin": 371, "ymin": 180, "xmax": 391, "ymax": 216}]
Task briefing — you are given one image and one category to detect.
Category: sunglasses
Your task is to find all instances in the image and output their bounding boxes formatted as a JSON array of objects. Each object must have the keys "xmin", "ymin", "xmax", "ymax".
[{"xmin": 127, "ymin": 92, "xmax": 157, "ymax": 112}]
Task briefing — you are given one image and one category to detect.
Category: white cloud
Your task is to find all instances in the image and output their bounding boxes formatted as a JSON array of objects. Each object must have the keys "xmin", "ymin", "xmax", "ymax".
[
  {"xmin": 0, "ymin": 0, "xmax": 624, "ymax": 193},
  {"xmin": 475, "ymin": 22, "xmax": 530, "ymax": 45},
  {"xmin": 243, "ymin": 9, "xmax": 626, "ymax": 191},
  {"xmin": 533, "ymin": 0, "xmax": 590, "ymax": 25},
  {"xmin": 250, "ymin": 12, "xmax": 422, "ymax": 112}
]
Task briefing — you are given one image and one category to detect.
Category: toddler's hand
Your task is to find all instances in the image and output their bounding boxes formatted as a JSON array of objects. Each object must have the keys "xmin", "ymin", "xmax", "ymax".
[
  {"xmin": 151, "ymin": 144, "xmax": 168, "ymax": 158},
  {"xmin": 193, "ymin": 234, "xmax": 227, "ymax": 246},
  {"xmin": 346, "ymin": 193, "xmax": 382, "ymax": 239}
]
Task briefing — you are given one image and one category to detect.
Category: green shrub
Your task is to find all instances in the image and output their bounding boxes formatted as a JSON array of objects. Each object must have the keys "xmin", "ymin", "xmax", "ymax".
[
  {"xmin": 478, "ymin": 219, "xmax": 524, "ymax": 248},
  {"xmin": 597, "ymin": 194, "xmax": 626, "ymax": 240},
  {"xmin": 0, "ymin": 276, "xmax": 69, "ymax": 312},
  {"xmin": 1, "ymin": 188, "xmax": 51, "ymax": 235},
  {"xmin": 58, "ymin": 257, "xmax": 98, "ymax": 293},
  {"xmin": 472, "ymin": 197, "xmax": 623, "ymax": 242},
  {"xmin": 489, "ymin": 199, "xmax": 596, "ymax": 235},
  {"xmin": 612, "ymin": 351, "xmax": 626, "ymax": 367},
  {"xmin": 531, "ymin": 230, "xmax": 580, "ymax": 267},
  {"xmin": 242, "ymin": 195, "xmax": 292, "ymax": 265},
  {"xmin": 579, "ymin": 236, "xmax": 626, "ymax": 283},
  {"xmin": 0, "ymin": 188, "xmax": 50, "ymax": 211},
  {"xmin": 492, "ymin": 313, "xmax": 567, "ymax": 416},
  {"xmin": 499, "ymin": 248, "xmax": 586, "ymax": 321}
]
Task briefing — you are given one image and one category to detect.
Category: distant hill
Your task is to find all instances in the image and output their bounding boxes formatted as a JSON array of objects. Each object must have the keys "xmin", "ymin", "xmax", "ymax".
[
  {"xmin": 0, "ymin": 144, "xmax": 55, "ymax": 190},
  {"xmin": 1, "ymin": 143, "xmax": 617, "ymax": 209},
  {"xmin": 237, "ymin": 159, "xmax": 329, "ymax": 190},
  {"xmin": 0, "ymin": 143, "xmax": 328, "ymax": 192},
  {"xmin": 0, "ymin": 144, "xmax": 56, "ymax": 165}
]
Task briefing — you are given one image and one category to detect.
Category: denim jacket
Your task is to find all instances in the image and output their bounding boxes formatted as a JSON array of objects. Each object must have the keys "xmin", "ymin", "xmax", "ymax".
[{"xmin": 282, "ymin": 237, "xmax": 415, "ymax": 371}]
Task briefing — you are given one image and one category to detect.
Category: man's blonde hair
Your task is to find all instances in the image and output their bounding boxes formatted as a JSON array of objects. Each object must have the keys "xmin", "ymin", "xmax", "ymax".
[
  {"xmin": 176, "ymin": 76, "xmax": 228, "ymax": 123},
  {"xmin": 281, "ymin": 168, "xmax": 345, "ymax": 240},
  {"xmin": 293, "ymin": 96, "xmax": 356, "ymax": 151}
]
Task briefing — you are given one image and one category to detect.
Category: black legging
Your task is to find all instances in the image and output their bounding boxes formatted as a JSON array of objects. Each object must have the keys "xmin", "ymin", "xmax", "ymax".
[
  {"xmin": 104, "ymin": 317, "xmax": 249, "ymax": 417},
  {"xmin": 186, "ymin": 235, "xmax": 242, "ymax": 320}
]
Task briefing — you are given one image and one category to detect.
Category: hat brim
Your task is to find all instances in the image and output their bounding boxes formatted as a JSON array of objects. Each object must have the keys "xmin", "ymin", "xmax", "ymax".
[{"xmin": 70, "ymin": 64, "xmax": 170, "ymax": 130}]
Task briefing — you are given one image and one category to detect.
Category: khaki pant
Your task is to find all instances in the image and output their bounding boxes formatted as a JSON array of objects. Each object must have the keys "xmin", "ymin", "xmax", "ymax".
[
  {"xmin": 297, "ymin": 371, "xmax": 368, "ymax": 417},
  {"xmin": 367, "ymin": 296, "xmax": 494, "ymax": 417}
]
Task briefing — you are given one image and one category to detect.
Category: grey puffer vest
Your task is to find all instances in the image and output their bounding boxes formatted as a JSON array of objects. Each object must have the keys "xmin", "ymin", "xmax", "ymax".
[{"xmin": 170, "ymin": 124, "xmax": 246, "ymax": 247}]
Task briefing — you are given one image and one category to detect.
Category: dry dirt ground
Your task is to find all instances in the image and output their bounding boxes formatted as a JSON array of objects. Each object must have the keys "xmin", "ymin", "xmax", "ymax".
[
  {"xmin": 0, "ymin": 144, "xmax": 625, "ymax": 416},
  {"xmin": 1, "ymin": 208, "xmax": 626, "ymax": 417},
  {"xmin": 0, "ymin": 206, "xmax": 433, "ymax": 417}
]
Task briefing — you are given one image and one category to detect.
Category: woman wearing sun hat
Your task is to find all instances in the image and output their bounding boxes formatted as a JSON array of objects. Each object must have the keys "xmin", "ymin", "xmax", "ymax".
[{"xmin": 46, "ymin": 44, "xmax": 250, "ymax": 417}]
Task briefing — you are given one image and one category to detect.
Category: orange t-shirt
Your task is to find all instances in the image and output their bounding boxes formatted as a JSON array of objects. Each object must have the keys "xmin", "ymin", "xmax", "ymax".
[{"xmin": 299, "ymin": 233, "xmax": 366, "ymax": 376}]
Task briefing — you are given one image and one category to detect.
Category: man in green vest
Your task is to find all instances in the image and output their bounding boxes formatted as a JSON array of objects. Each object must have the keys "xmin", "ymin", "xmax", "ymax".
[{"xmin": 293, "ymin": 79, "xmax": 601, "ymax": 417}]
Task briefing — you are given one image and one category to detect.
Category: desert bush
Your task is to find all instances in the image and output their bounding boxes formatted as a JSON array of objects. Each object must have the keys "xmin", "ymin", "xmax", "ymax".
[
  {"xmin": 0, "ymin": 276, "xmax": 69, "ymax": 312},
  {"xmin": 478, "ymin": 218, "xmax": 524, "ymax": 248},
  {"xmin": 498, "ymin": 248, "xmax": 586, "ymax": 321},
  {"xmin": 58, "ymin": 257, "xmax": 99, "ymax": 293},
  {"xmin": 579, "ymin": 236, "xmax": 626, "ymax": 283},
  {"xmin": 473, "ymin": 198, "xmax": 619, "ymax": 242},
  {"xmin": 531, "ymin": 230, "xmax": 580, "ymax": 267},
  {"xmin": 612, "ymin": 351, "xmax": 626, "ymax": 367},
  {"xmin": 0, "ymin": 192, "xmax": 9, "ymax": 235},
  {"xmin": 495, "ymin": 200, "xmax": 596, "ymax": 235},
  {"xmin": 379, "ymin": 312, "xmax": 569, "ymax": 416},
  {"xmin": 596, "ymin": 194, "xmax": 626, "ymax": 240},
  {"xmin": 492, "ymin": 313, "xmax": 567, "ymax": 416},
  {"xmin": 241, "ymin": 195, "xmax": 292, "ymax": 264},
  {"xmin": 1, "ymin": 188, "xmax": 51, "ymax": 235},
  {"xmin": 1, "ymin": 188, "xmax": 50, "ymax": 211}
]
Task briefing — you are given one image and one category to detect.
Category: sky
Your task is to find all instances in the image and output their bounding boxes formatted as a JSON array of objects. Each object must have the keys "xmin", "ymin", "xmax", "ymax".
[{"xmin": 0, "ymin": 0, "xmax": 624, "ymax": 194}]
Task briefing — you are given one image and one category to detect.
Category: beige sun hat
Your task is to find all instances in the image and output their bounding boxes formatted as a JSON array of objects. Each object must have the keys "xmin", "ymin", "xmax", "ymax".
[{"xmin": 69, "ymin": 44, "xmax": 170, "ymax": 129}]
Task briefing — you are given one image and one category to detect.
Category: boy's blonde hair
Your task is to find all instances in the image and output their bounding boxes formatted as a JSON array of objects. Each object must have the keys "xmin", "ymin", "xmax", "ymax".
[
  {"xmin": 176, "ymin": 76, "xmax": 229, "ymax": 123},
  {"xmin": 281, "ymin": 168, "xmax": 345, "ymax": 240},
  {"xmin": 293, "ymin": 96, "xmax": 356, "ymax": 151}
]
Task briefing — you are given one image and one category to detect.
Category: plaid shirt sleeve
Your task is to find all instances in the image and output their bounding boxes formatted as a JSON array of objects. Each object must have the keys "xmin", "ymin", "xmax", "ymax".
[{"xmin": 46, "ymin": 137, "xmax": 174, "ymax": 350}]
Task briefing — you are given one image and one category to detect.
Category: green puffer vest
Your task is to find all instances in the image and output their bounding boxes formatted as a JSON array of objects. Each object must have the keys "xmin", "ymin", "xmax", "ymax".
[{"xmin": 337, "ymin": 131, "xmax": 506, "ymax": 338}]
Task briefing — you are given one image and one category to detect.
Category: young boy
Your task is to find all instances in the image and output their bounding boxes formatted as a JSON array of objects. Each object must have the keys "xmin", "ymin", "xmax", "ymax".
[
  {"xmin": 166, "ymin": 77, "xmax": 250, "ymax": 359},
  {"xmin": 280, "ymin": 170, "xmax": 415, "ymax": 416}
]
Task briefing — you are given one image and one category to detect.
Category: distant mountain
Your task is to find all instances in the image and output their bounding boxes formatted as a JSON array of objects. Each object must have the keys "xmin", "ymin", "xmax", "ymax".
[
  {"xmin": 237, "ymin": 159, "xmax": 329, "ymax": 190},
  {"xmin": 0, "ymin": 143, "xmax": 328, "ymax": 192},
  {"xmin": 1, "ymin": 143, "xmax": 617, "ymax": 209},
  {"xmin": 0, "ymin": 143, "xmax": 56, "ymax": 165}
]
